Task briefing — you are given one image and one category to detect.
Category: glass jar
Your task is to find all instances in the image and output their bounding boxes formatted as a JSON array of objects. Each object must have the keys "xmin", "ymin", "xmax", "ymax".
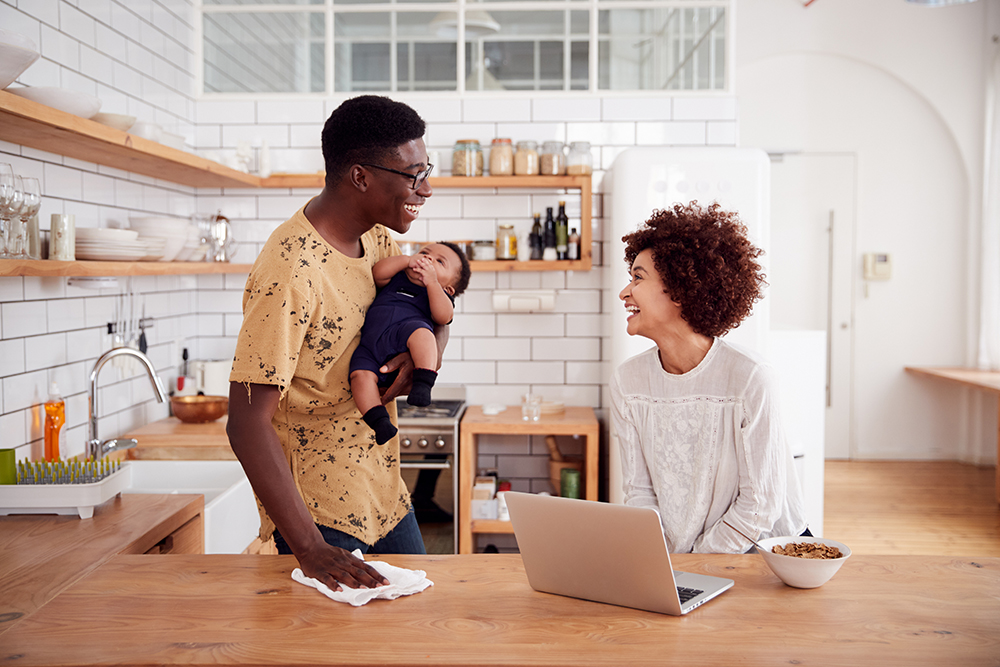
[
  {"xmin": 567, "ymin": 141, "xmax": 593, "ymax": 175},
  {"xmin": 489, "ymin": 138, "xmax": 514, "ymax": 176},
  {"xmin": 514, "ymin": 140, "xmax": 539, "ymax": 176},
  {"xmin": 472, "ymin": 240, "xmax": 496, "ymax": 261},
  {"xmin": 496, "ymin": 224, "xmax": 517, "ymax": 260},
  {"xmin": 539, "ymin": 141, "xmax": 565, "ymax": 176},
  {"xmin": 452, "ymin": 140, "xmax": 483, "ymax": 177}
]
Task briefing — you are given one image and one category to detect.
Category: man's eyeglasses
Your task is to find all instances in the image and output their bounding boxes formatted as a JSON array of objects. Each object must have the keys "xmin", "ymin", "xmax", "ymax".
[{"xmin": 360, "ymin": 163, "xmax": 434, "ymax": 190}]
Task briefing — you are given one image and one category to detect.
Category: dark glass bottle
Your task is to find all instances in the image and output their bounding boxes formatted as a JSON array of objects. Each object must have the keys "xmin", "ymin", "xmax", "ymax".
[
  {"xmin": 543, "ymin": 207, "xmax": 557, "ymax": 260},
  {"xmin": 555, "ymin": 200, "xmax": 569, "ymax": 260},
  {"xmin": 529, "ymin": 213, "xmax": 543, "ymax": 260}
]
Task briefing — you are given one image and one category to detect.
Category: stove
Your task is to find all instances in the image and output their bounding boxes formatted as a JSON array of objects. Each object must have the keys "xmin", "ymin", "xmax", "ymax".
[{"xmin": 395, "ymin": 385, "xmax": 465, "ymax": 554}]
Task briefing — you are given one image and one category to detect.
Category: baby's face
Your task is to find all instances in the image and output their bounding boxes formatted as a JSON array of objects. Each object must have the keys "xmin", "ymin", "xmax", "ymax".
[{"xmin": 413, "ymin": 243, "xmax": 462, "ymax": 294}]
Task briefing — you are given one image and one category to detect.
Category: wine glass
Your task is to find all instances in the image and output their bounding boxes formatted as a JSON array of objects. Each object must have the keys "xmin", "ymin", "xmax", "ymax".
[
  {"xmin": 12, "ymin": 177, "xmax": 41, "ymax": 259},
  {"xmin": 0, "ymin": 164, "xmax": 23, "ymax": 260}
]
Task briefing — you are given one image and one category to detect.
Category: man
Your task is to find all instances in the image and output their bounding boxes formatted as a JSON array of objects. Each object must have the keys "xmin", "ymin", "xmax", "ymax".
[{"xmin": 227, "ymin": 95, "xmax": 439, "ymax": 591}]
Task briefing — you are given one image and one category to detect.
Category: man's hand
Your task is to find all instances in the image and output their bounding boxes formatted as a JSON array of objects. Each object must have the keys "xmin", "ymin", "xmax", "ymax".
[
  {"xmin": 379, "ymin": 351, "xmax": 415, "ymax": 404},
  {"xmin": 298, "ymin": 542, "xmax": 388, "ymax": 591}
]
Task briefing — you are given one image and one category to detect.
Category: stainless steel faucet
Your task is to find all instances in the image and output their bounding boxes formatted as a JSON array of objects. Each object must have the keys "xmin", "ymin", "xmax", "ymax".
[{"xmin": 87, "ymin": 347, "xmax": 168, "ymax": 459}]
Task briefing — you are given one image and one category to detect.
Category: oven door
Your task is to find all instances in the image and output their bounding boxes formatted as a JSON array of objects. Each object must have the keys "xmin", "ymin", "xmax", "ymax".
[{"xmin": 398, "ymin": 432, "xmax": 456, "ymax": 554}]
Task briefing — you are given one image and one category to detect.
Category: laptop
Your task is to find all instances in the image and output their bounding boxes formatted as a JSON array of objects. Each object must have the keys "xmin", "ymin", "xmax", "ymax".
[{"xmin": 503, "ymin": 492, "xmax": 734, "ymax": 615}]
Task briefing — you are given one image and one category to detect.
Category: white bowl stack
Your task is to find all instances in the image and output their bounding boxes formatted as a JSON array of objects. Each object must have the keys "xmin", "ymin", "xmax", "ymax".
[
  {"xmin": 173, "ymin": 223, "xmax": 208, "ymax": 262},
  {"xmin": 128, "ymin": 217, "xmax": 193, "ymax": 262}
]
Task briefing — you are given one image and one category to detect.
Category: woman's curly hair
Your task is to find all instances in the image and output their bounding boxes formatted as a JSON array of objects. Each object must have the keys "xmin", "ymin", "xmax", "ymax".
[{"xmin": 622, "ymin": 202, "xmax": 766, "ymax": 338}]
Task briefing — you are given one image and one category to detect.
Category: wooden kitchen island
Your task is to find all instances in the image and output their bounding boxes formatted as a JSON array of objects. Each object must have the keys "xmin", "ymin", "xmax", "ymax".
[{"xmin": 1, "ymin": 552, "xmax": 996, "ymax": 666}]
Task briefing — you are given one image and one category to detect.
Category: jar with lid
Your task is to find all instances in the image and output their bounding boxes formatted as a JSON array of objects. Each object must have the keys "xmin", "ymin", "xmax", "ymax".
[
  {"xmin": 453, "ymin": 140, "xmax": 483, "ymax": 177},
  {"xmin": 472, "ymin": 240, "xmax": 496, "ymax": 261},
  {"xmin": 489, "ymin": 138, "xmax": 514, "ymax": 176},
  {"xmin": 514, "ymin": 140, "xmax": 539, "ymax": 176},
  {"xmin": 539, "ymin": 141, "xmax": 565, "ymax": 176},
  {"xmin": 566, "ymin": 141, "xmax": 593, "ymax": 175},
  {"xmin": 496, "ymin": 224, "xmax": 517, "ymax": 260}
]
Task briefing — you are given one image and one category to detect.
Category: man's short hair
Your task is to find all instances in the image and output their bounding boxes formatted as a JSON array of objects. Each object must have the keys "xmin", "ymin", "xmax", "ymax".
[{"xmin": 322, "ymin": 95, "xmax": 426, "ymax": 187}]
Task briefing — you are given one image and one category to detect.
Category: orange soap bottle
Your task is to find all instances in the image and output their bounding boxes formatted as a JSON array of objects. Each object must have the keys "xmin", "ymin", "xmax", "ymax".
[{"xmin": 44, "ymin": 382, "xmax": 65, "ymax": 462}]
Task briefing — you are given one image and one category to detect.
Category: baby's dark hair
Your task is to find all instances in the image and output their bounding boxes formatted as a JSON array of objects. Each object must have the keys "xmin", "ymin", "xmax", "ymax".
[
  {"xmin": 322, "ymin": 95, "xmax": 426, "ymax": 187},
  {"xmin": 439, "ymin": 241, "xmax": 471, "ymax": 296}
]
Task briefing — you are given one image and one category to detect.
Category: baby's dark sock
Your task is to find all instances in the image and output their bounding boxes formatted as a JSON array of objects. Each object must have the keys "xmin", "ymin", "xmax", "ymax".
[
  {"xmin": 407, "ymin": 368, "xmax": 438, "ymax": 407},
  {"xmin": 362, "ymin": 405, "xmax": 397, "ymax": 445}
]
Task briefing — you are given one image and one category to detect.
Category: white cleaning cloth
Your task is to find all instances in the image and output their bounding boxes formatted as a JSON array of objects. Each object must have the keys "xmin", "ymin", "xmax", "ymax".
[{"xmin": 291, "ymin": 549, "xmax": 433, "ymax": 606}]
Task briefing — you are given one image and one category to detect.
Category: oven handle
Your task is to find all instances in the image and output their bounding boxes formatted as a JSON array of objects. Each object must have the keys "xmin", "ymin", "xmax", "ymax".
[{"xmin": 399, "ymin": 460, "xmax": 452, "ymax": 470}]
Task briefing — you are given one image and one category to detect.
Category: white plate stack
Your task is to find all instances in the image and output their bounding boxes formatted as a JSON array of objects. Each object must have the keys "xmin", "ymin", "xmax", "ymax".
[
  {"xmin": 128, "ymin": 217, "xmax": 193, "ymax": 262},
  {"xmin": 75, "ymin": 228, "xmax": 147, "ymax": 262}
]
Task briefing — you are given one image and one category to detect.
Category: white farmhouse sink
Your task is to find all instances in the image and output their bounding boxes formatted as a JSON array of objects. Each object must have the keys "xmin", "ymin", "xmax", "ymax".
[{"xmin": 123, "ymin": 461, "xmax": 259, "ymax": 555}]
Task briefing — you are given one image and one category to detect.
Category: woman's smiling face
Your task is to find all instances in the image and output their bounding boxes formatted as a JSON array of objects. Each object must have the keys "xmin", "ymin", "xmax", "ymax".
[{"xmin": 619, "ymin": 248, "xmax": 684, "ymax": 340}]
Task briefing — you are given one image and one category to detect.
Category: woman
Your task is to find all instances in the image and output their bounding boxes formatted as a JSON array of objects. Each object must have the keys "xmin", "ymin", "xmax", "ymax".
[{"xmin": 610, "ymin": 202, "xmax": 808, "ymax": 554}]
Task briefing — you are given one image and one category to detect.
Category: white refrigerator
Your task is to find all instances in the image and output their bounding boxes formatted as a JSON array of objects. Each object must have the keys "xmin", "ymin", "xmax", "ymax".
[{"xmin": 605, "ymin": 147, "xmax": 824, "ymax": 535}]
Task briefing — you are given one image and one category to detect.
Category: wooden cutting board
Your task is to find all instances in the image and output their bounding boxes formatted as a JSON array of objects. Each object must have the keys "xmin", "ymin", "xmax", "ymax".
[{"xmin": 124, "ymin": 416, "xmax": 235, "ymax": 460}]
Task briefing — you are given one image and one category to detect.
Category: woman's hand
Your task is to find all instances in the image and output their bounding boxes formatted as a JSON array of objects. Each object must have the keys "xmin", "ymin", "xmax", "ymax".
[{"xmin": 297, "ymin": 542, "xmax": 388, "ymax": 592}]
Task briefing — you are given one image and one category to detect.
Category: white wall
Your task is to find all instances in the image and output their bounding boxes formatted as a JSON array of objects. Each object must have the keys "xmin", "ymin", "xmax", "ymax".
[{"xmin": 736, "ymin": 0, "xmax": 998, "ymax": 463}]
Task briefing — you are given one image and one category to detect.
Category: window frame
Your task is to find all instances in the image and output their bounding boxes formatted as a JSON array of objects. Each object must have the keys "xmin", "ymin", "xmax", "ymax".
[{"xmin": 196, "ymin": 0, "xmax": 734, "ymax": 98}]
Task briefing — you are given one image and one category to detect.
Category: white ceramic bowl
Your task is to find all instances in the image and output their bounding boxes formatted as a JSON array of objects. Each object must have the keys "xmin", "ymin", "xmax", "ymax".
[
  {"xmin": 6, "ymin": 86, "xmax": 101, "ymax": 118},
  {"xmin": 91, "ymin": 112, "xmax": 136, "ymax": 132},
  {"xmin": 0, "ymin": 29, "xmax": 40, "ymax": 90},
  {"xmin": 129, "ymin": 122, "xmax": 162, "ymax": 141},
  {"xmin": 160, "ymin": 131, "xmax": 186, "ymax": 151},
  {"xmin": 755, "ymin": 536, "xmax": 851, "ymax": 589}
]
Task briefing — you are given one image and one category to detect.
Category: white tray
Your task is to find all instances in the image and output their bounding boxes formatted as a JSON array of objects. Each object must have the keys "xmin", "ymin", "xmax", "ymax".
[{"xmin": 0, "ymin": 464, "xmax": 131, "ymax": 519}]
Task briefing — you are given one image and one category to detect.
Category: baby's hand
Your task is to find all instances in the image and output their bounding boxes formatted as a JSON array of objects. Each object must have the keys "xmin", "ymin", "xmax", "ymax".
[{"xmin": 410, "ymin": 255, "xmax": 438, "ymax": 286}]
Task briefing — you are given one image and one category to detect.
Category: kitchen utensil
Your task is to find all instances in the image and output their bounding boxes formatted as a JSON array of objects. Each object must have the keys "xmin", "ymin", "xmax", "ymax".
[
  {"xmin": 6, "ymin": 86, "xmax": 102, "ymax": 118},
  {"xmin": 755, "ymin": 536, "xmax": 852, "ymax": 589},
  {"xmin": 211, "ymin": 216, "xmax": 233, "ymax": 262},
  {"xmin": 723, "ymin": 520, "xmax": 765, "ymax": 551},
  {"xmin": 170, "ymin": 395, "xmax": 228, "ymax": 423},
  {"xmin": 191, "ymin": 359, "xmax": 231, "ymax": 396},
  {"xmin": 0, "ymin": 29, "xmax": 40, "ymax": 90}
]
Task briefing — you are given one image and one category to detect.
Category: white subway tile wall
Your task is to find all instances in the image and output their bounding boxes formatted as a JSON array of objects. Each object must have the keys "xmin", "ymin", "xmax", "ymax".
[{"xmin": 0, "ymin": 1, "xmax": 734, "ymax": 519}]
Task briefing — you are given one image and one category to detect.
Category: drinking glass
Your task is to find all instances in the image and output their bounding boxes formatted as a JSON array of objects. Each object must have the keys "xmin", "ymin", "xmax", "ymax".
[
  {"xmin": 11, "ymin": 177, "xmax": 40, "ymax": 259},
  {"xmin": 521, "ymin": 393, "xmax": 542, "ymax": 421},
  {"xmin": 0, "ymin": 165, "xmax": 23, "ymax": 259}
]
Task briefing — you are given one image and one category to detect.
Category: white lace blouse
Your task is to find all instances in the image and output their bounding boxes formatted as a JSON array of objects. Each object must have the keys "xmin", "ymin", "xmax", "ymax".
[{"xmin": 610, "ymin": 338, "xmax": 807, "ymax": 554}]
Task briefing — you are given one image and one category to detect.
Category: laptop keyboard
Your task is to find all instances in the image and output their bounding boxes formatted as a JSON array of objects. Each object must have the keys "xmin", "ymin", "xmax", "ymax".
[{"xmin": 677, "ymin": 586, "xmax": 704, "ymax": 603}]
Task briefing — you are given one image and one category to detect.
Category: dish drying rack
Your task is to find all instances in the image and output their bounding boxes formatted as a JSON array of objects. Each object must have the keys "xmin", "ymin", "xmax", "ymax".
[{"xmin": 0, "ymin": 460, "xmax": 131, "ymax": 519}]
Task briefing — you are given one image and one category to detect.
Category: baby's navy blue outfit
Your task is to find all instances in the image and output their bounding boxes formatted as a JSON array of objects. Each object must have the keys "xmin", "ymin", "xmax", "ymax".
[{"xmin": 350, "ymin": 270, "xmax": 453, "ymax": 386}]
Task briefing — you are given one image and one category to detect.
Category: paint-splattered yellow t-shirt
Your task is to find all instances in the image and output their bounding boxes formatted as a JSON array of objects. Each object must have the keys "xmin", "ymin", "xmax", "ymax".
[{"xmin": 230, "ymin": 205, "xmax": 409, "ymax": 545}]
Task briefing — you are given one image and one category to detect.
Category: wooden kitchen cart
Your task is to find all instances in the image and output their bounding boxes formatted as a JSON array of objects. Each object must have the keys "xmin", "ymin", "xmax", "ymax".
[
  {"xmin": 458, "ymin": 405, "xmax": 599, "ymax": 554},
  {"xmin": 905, "ymin": 366, "xmax": 1000, "ymax": 503}
]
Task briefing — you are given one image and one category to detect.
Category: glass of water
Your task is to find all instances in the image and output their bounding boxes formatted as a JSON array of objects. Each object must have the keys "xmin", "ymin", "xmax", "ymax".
[{"xmin": 521, "ymin": 393, "xmax": 542, "ymax": 421}]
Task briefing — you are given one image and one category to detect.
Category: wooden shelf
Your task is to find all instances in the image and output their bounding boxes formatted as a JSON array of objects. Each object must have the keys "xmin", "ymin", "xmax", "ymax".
[
  {"xmin": 264, "ymin": 173, "xmax": 594, "ymax": 272},
  {"xmin": 0, "ymin": 93, "xmax": 592, "ymax": 273},
  {"xmin": 0, "ymin": 259, "xmax": 252, "ymax": 277},
  {"xmin": 471, "ymin": 519, "xmax": 515, "ymax": 535},
  {"xmin": 0, "ymin": 91, "xmax": 260, "ymax": 189}
]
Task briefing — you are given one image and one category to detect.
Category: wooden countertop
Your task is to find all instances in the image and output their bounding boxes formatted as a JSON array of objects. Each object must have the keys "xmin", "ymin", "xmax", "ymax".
[
  {"xmin": 2, "ymin": 553, "xmax": 997, "ymax": 665},
  {"xmin": 124, "ymin": 415, "xmax": 235, "ymax": 460},
  {"xmin": 0, "ymin": 493, "xmax": 203, "ymax": 636}
]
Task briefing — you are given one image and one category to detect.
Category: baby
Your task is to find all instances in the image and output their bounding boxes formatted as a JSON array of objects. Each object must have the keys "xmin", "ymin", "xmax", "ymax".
[{"xmin": 350, "ymin": 241, "xmax": 471, "ymax": 444}]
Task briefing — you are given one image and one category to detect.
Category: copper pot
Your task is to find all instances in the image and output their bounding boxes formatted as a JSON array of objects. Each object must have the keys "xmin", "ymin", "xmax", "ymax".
[{"xmin": 171, "ymin": 395, "xmax": 228, "ymax": 423}]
